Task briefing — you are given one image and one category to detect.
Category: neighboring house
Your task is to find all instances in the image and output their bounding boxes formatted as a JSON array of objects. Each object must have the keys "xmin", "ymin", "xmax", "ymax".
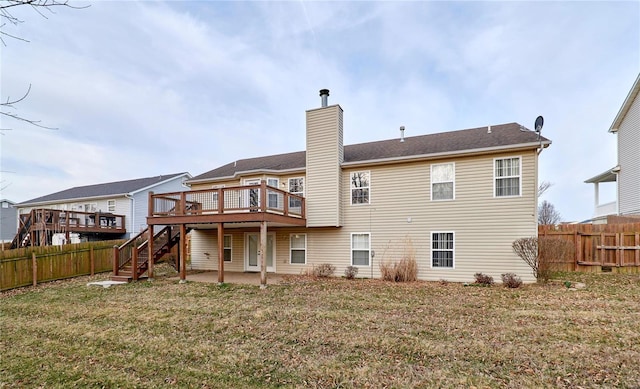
[
  {"xmin": 0, "ymin": 199, "xmax": 17, "ymax": 243},
  {"xmin": 586, "ymin": 73, "xmax": 640, "ymax": 222},
  {"xmin": 138, "ymin": 90, "xmax": 550, "ymax": 284},
  {"xmin": 17, "ymin": 172, "xmax": 191, "ymax": 243}
]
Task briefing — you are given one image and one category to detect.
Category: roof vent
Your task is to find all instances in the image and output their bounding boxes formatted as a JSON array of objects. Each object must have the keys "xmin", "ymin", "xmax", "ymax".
[
  {"xmin": 487, "ymin": 125, "xmax": 492, "ymax": 134},
  {"xmin": 400, "ymin": 126, "xmax": 405, "ymax": 142},
  {"xmin": 319, "ymin": 89, "xmax": 330, "ymax": 107}
]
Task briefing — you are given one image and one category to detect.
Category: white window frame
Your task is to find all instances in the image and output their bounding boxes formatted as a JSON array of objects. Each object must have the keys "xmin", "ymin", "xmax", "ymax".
[
  {"xmin": 223, "ymin": 234, "xmax": 232, "ymax": 262},
  {"xmin": 351, "ymin": 232, "xmax": 371, "ymax": 267},
  {"xmin": 289, "ymin": 233, "xmax": 307, "ymax": 264},
  {"xmin": 494, "ymin": 156, "xmax": 522, "ymax": 197},
  {"xmin": 431, "ymin": 231, "xmax": 455, "ymax": 269},
  {"xmin": 84, "ymin": 203, "xmax": 97, "ymax": 212},
  {"xmin": 212, "ymin": 184, "xmax": 226, "ymax": 209},
  {"xmin": 107, "ymin": 200, "xmax": 116, "ymax": 212},
  {"xmin": 267, "ymin": 178, "xmax": 279, "ymax": 208},
  {"xmin": 431, "ymin": 162, "xmax": 455, "ymax": 201},
  {"xmin": 288, "ymin": 177, "xmax": 304, "ymax": 209},
  {"xmin": 350, "ymin": 171, "xmax": 371, "ymax": 205}
]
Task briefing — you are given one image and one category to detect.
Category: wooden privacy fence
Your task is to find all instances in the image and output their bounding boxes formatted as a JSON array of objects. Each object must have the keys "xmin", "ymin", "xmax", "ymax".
[
  {"xmin": 539, "ymin": 223, "xmax": 640, "ymax": 274},
  {"xmin": 0, "ymin": 240, "xmax": 124, "ymax": 291}
]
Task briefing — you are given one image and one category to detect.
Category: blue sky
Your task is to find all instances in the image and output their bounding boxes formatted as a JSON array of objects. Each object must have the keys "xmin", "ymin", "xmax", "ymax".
[{"xmin": 1, "ymin": 1, "xmax": 638, "ymax": 222}]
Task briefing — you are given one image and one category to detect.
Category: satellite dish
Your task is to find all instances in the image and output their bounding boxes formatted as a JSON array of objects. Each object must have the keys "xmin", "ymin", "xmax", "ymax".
[{"xmin": 534, "ymin": 116, "xmax": 544, "ymax": 132}]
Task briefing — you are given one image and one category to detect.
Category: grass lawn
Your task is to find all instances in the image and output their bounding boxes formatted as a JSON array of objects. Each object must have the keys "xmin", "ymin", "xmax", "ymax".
[{"xmin": 1, "ymin": 271, "xmax": 639, "ymax": 388}]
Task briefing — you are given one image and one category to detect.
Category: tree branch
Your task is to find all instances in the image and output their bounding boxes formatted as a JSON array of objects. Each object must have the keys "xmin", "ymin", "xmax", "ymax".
[{"xmin": 1, "ymin": 85, "xmax": 58, "ymax": 130}]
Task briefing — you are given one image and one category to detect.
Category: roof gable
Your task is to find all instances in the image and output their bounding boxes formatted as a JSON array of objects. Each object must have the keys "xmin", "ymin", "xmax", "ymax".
[
  {"xmin": 610, "ymin": 73, "xmax": 640, "ymax": 133},
  {"xmin": 190, "ymin": 122, "xmax": 549, "ymax": 182},
  {"xmin": 20, "ymin": 172, "xmax": 190, "ymax": 205}
]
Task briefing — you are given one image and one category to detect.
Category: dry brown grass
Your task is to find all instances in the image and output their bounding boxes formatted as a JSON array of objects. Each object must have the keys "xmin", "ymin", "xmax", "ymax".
[{"xmin": 1, "ymin": 271, "xmax": 640, "ymax": 388}]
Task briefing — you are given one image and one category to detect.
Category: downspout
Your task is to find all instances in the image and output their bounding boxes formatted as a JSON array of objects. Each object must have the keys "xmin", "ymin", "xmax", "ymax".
[{"xmin": 125, "ymin": 194, "xmax": 134, "ymax": 238}]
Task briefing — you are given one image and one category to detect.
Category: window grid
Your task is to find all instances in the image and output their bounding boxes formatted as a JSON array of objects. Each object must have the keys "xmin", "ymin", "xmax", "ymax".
[
  {"xmin": 495, "ymin": 157, "xmax": 521, "ymax": 197},
  {"xmin": 289, "ymin": 178, "xmax": 304, "ymax": 209},
  {"xmin": 107, "ymin": 200, "xmax": 116, "ymax": 212},
  {"xmin": 351, "ymin": 171, "xmax": 370, "ymax": 205},
  {"xmin": 431, "ymin": 232, "xmax": 454, "ymax": 268}
]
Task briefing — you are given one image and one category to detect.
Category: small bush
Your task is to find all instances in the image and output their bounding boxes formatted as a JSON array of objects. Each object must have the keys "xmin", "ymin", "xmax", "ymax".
[
  {"xmin": 513, "ymin": 236, "xmax": 574, "ymax": 283},
  {"xmin": 313, "ymin": 263, "xmax": 336, "ymax": 278},
  {"xmin": 474, "ymin": 273, "xmax": 494, "ymax": 286},
  {"xmin": 380, "ymin": 257, "xmax": 418, "ymax": 282},
  {"xmin": 344, "ymin": 266, "xmax": 358, "ymax": 279},
  {"xmin": 501, "ymin": 273, "xmax": 522, "ymax": 288}
]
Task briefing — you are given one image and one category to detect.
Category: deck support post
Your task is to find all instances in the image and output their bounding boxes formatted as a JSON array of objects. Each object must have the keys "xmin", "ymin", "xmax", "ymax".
[
  {"xmin": 113, "ymin": 245, "xmax": 119, "ymax": 276},
  {"xmin": 180, "ymin": 223, "xmax": 187, "ymax": 283},
  {"xmin": 148, "ymin": 225, "xmax": 154, "ymax": 281},
  {"xmin": 260, "ymin": 220, "xmax": 267, "ymax": 288},
  {"xmin": 218, "ymin": 223, "xmax": 225, "ymax": 284}
]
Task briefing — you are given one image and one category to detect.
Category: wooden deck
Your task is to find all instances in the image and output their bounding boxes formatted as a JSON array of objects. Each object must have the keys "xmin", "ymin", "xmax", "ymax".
[
  {"xmin": 146, "ymin": 182, "xmax": 306, "ymax": 226},
  {"xmin": 12, "ymin": 209, "xmax": 126, "ymax": 248}
]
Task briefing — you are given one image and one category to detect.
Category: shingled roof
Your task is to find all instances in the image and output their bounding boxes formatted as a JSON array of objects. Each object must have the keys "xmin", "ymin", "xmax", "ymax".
[
  {"xmin": 20, "ymin": 173, "xmax": 190, "ymax": 205},
  {"xmin": 190, "ymin": 123, "xmax": 550, "ymax": 182}
]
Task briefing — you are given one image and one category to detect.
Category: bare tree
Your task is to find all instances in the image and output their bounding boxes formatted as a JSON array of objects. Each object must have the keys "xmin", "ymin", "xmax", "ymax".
[
  {"xmin": 538, "ymin": 200, "xmax": 561, "ymax": 225},
  {"xmin": 0, "ymin": 0, "xmax": 87, "ymax": 45},
  {"xmin": 1, "ymin": 84, "xmax": 57, "ymax": 130},
  {"xmin": 1, "ymin": 1, "xmax": 87, "ymax": 130},
  {"xmin": 537, "ymin": 181, "xmax": 553, "ymax": 198}
]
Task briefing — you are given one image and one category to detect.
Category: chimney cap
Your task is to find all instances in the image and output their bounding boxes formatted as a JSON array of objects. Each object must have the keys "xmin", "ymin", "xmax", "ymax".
[{"xmin": 319, "ymin": 89, "xmax": 330, "ymax": 96}]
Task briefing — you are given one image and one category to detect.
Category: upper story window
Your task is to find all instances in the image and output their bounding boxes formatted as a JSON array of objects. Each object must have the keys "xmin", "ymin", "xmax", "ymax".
[
  {"xmin": 289, "ymin": 177, "xmax": 304, "ymax": 209},
  {"xmin": 351, "ymin": 171, "xmax": 370, "ymax": 205},
  {"xmin": 431, "ymin": 163, "xmax": 455, "ymax": 201},
  {"xmin": 494, "ymin": 157, "xmax": 521, "ymax": 197},
  {"xmin": 107, "ymin": 200, "xmax": 116, "ymax": 212},
  {"xmin": 267, "ymin": 178, "xmax": 279, "ymax": 208}
]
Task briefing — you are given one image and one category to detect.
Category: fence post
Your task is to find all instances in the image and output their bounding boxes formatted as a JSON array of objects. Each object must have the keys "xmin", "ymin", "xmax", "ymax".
[
  {"xmin": 600, "ymin": 232, "xmax": 605, "ymax": 265},
  {"xmin": 113, "ymin": 245, "xmax": 119, "ymax": 276},
  {"xmin": 90, "ymin": 246, "xmax": 95, "ymax": 276},
  {"xmin": 32, "ymin": 252, "xmax": 37, "ymax": 287}
]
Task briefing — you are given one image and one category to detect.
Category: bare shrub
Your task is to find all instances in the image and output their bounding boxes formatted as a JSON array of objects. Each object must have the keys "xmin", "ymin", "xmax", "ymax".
[
  {"xmin": 313, "ymin": 263, "xmax": 335, "ymax": 278},
  {"xmin": 538, "ymin": 237, "xmax": 575, "ymax": 281},
  {"xmin": 513, "ymin": 236, "xmax": 575, "ymax": 283},
  {"xmin": 380, "ymin": 257, "xmax": 418, "ymax": 282},
  {"xmin": 473, "ymin": 273, "xmax": 494, "ymax": 286},
  {"xmin": 344, "ymin": 266, "xmax": 358, "ymax": 279},
  {"xmin": 501, "ymin": 273, "xmax": 522, "ymax": 288},
  {"xmin": 379, "ymin": 236, "xmax": 418, "ymax": 282}
]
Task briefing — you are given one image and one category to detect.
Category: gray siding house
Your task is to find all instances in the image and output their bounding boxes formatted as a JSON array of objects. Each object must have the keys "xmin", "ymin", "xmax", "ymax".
[
  {"xmin": 0, "ymin": 199, "xmax": 18, "ymax": 243},
  {"xmin": 18, "ymin": 173, "xmax": 191, "ymax": 240},
  {"xmin": 586, "ymin": 73, "xmax": 640, "ymax": 221}
]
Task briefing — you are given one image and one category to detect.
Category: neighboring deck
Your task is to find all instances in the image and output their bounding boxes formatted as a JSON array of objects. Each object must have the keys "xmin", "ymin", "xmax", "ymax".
[
  {"xmin": 12, "ymin": 208, "xmax": 126, "ymax": 248},
  {"xmin": 146, "ymin": 182, "xmax": 306, "ymax": 227}
]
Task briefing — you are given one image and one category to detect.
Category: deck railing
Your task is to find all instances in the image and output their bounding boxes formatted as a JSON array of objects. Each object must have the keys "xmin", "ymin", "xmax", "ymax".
[{"xmin": 150, "ymin": 182, "xmax": 305, "ymax": 219}]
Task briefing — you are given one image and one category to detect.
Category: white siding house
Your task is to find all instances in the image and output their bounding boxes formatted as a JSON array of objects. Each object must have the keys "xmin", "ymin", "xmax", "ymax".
[{"xmin": 586, "ymin": 73, "xmax": 640, "ymax": 221}]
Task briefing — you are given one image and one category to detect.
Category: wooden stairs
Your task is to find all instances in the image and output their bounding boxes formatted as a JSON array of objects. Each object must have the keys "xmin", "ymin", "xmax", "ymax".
[{"xmin": 110, "ymin": 226, "xmax": 182, "ymax": 282}]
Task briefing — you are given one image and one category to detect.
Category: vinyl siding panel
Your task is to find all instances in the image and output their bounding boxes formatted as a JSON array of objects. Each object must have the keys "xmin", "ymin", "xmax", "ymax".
[
  {"xmin": 306, "ymin": 105, "xmax": 343, "ymax": 227},
  {"xmin": 617, "ymin": 94, "xmax": 640, "ymax": 215},
  {"xmin": 132, "ymin": 177, "xmax": 188, "ymax": 235}
]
